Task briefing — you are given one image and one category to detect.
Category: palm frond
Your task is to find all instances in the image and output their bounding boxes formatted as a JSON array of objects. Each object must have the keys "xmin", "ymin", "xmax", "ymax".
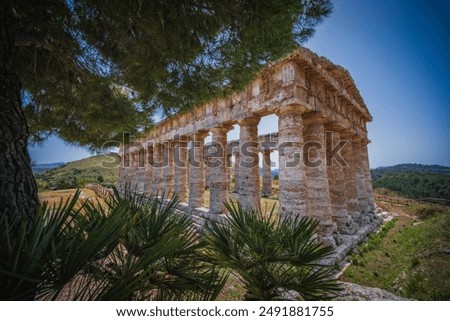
[{"xmin": 204, "ymin": 201, "xmax": 342, "ymax": 300}]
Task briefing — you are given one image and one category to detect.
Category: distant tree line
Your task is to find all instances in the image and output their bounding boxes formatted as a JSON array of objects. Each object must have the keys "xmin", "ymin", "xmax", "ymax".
[
  {"xmin": 372, "ymin": 164, "xmax": 450, "ymax": 200},
  {"xmin": 371, "ymin": 163, "xmax": 450, "ymax": 180}
]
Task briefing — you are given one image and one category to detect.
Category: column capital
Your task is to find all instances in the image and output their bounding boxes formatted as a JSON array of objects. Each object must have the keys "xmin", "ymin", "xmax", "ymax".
[
  {"xmin": 161, "ymin": 140, "xmax": 174, "ymax": 148},
  {"xmin": 151, "ymin": 140, "xmax": 163, "ymax": 147},
  {"xmin": 303, "ymin": 113, "xmax": 328, "ymax": 125},
  {"xmin": 325, "ymin": 121, "xmax": 345, "ymax": 132},
  {"xmin": 210, "ymin": 125, "xmax": 233, "ymax": 136},
  {"xmin": 238, "ymin": 116, "xmax": 260, "ymax": 127},
  {"xmin": 339, "ymin": 130, "xmax": 356, "ymax": 140},
  {"xmin": 350, "ymin": 135, "xmax": 364, "ymax": 143},
  {"xmin": 275, "ymin": 104, "xmax": 307, "ymax": 116},
  {"xmin": 171, "ymin": 135, "xmax": 189, "ymax": 146},
  {"xmin": 172, "ymin": 140, "xmax": 188, "ymax": 147},
  {"xmin": 189, "ymin": 130, "xmax": 209, "ymax": 141}
]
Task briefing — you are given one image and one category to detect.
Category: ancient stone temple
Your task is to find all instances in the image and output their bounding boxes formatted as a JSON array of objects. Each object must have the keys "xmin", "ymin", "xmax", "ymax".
[{"xmin": 118, "ymin": 47, "xmax": 378, "ymax": 248}]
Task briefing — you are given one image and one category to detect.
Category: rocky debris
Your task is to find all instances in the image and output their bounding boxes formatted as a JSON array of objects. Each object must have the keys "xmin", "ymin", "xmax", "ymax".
[
  {"xmin": 336, "ymin": 282, "xmax": 407, "ymax": 301},
  {"xmin": 333, "ymin": 205, "xmax": 410, "ymax": 301},
  {"xmin": 282, "ymin": 281, "xmax": 407, "ymax": 301},
  {"xmin": 373, "ymin": 203, "xmax": 394, "ymax": 222}
]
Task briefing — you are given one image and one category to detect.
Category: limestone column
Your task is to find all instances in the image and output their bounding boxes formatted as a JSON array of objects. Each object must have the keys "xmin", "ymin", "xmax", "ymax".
[
  {"xmin": 117, "ymin": 147, "xmax": 127, "ymax": 190},
  {"xmin": 226, "ymin": 153, "xmax": 233, "ymax": 190},
  {"xmin": 136, "ymin": 148, "xmax": 147, "ymax": 193},
  {"xmin": 238, "ymin": 117, "xmax": 260, "ymax": 211},
  {"xmin": 262, "ymin": 149, "xmax": 272, "ymax": 197},
  {"xmin": 151, "ymin": 142, "xmax": 163, "ymax": 195},
  {"xmin": 129, "ymin": 151, "xmax": 139, "ymax": 191},
  {"xmin": 361, "ymin": 140, "xmax": 375, "ymax": 213},
  {"xmin": 173, "ymin": 140, "xmax": 188, "ymax": 203},
  {"xmin": 324, "ymin": 126, "xmax": 357, "ymax": 235},
  {"xmin": 277, "ymin": 107, "xmax": 308, "ymax": 220},
  {"xmin": 126, "ymin": 152, "xmax": 134, "ymax": 188},
  {"xmin": 352, "ymin": 137, "xmax": 369, "ymax": 217},
  {"xmin": 117, "ymin": 145, "xmax": 125, "ymax": 190},
  {"xmin": 162, "ymin": 142, "xmax": 174, "ymax": 197},
  {"xmin": 303, "ymin": 115, "xmax": 336, "ymax": 246},
  {"xmin": 189, "ymin": 131, "xmax": 208, "ymax": 208},
  {"xmin": 204, "ymin": 150, "xmax": 211, "ymax": 190},
  {"xmin": 117, "ymin": 165, "xmax": 124, "ymax": 190},
  {"xmin": 143, "ymin": 146, "xmax": 153, "ymax": 194},
  {"xmin": 232, "ymin": 148, "xmax": 240, "ymax": 193},
  {"xmin": 209, "ymin": 126, "xmax": 231, "ymax": 214},
  {"xmin": 340, "ymin": 132, "xmax": 361, "ymax": 224},
  {"xmin": 121, "ymin": 153, "xmax": 131, "ymax": 188}
]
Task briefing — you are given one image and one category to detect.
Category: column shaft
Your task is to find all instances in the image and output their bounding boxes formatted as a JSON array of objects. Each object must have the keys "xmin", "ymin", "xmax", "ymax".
[
  {"xmin": 204, "ymin": 152, "xmax": 211, "ymax": 190},
  {"xmin": 238, "ymin": 117, "xmax": 260, "ymax": 210},
  {"xmin": 136, "ymin": 149, "xmax": 146, "ymax": 193},
  {"xmin": 361, "ymin": 142, "xmax": 375, "ymax": 213},
  {"xmin": 174, "ymin": 141, "xmax": 188, "ymax": 202},
  {"xmin": 209, "ymin": 127, "xmax": 230, "ymax": 214},
  {"xmin": 303, "ymin": 116, "xmax": 336, "ymax": 245},
  {"xmin": 325, "ymin": 129, "xmax": 356, "ymax": 235},
  {"xmin": 118, "ymin": 146, "xmax": 127, "ymax": 190},
  {"xmin": 341, "ymin": 133, "xmax": 361, "ymax": 223},
  {"xmin": 130, "ymin": 151, "xmax": 139, "ymax": 190},
  {"xmin": 233, "ymin": 149, "xmax": 240, "ymax": 193},
  {"xmin": 143, "ymin": 147, "xmax": 153, "ymax": 194},
  {"xmin": 227, "ymin": 154, "xmax": 232, "ymax": 190},
  {"xmin": 262, "ymin": 150, "xmax": 272, "ymax": 197},
  {"xmin": 151, "ymin": 143, "xmax": 163, "ymax": 195},
  {"xmin": 162, "ymin": 142, "xmax": 174, "ymax": 197},
  {"xmin": 122, "ymin": 154, "xmax": 131, "ymax": 188},
  {"xmin": 352, "ymin": 138, "xmax": 369, "ymax": 216},
  {"xmin": 277, "ymin": 109, "xmax": 307, "ymax": 220},
  {"xmin": 352, "ymin": 137, "xmax": 369, "ymax": 224},
  {"xmin": 189, "ymin": 132, "xmax": 207, "ymax": 208}
]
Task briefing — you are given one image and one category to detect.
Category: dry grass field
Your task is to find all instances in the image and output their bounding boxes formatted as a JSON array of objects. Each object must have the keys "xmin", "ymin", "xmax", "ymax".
[{"xmin": 38, "ymin": 188, "xmax": 99, "ymax": 207}]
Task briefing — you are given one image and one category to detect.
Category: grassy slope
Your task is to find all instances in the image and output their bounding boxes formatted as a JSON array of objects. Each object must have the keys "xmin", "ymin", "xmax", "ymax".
[
  {"xmin": 35, "ymin": 155, "xmax": 118, "ymax": 190},
  {"xmin": 341, "ymin": 203, "xmax": 450, "ymax": 300}
]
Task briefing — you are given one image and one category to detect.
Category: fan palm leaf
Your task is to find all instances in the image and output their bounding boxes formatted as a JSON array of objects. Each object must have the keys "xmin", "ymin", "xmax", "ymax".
[{"xmin": 204, "ymin": 201, "xmax": 342, "ymax": 300}]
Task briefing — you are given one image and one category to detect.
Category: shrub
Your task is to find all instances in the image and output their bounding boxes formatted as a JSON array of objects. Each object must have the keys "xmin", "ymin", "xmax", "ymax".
[
  {"xmin": 0, "ymin": 189, "xmax": 225, "ymax": 300},
  {"xmin": 1, "ymin": 190, "xmax": 342, "ymax": 301},
  {"xmin": 204, "ymin": 202, "xmax": 342, "ymax": 300}
]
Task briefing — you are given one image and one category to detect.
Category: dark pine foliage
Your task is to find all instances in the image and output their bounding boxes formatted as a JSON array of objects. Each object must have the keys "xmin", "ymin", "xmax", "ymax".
[{"xmin": 1, "ymin": 0, "xmax": 332, "ymax": 224}]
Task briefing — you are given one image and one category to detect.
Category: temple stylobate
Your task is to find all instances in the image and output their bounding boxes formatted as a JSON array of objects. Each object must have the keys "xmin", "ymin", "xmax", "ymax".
[{"xmin": 118, "ymin": 47, "xmax": 378, "ymax": 247}]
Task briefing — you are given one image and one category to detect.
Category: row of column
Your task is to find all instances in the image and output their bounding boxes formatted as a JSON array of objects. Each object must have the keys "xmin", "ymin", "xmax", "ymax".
[
  {"xmin": 120, "ymin": 130, "xmax": 228, "ymax": 214},
  {"xmin": 274, "ymin": 108, "xmax": 374, "ymax": 245},
  {"xmin": 119, "ymin": 108, "xmax": 374, "ymax": 243}
]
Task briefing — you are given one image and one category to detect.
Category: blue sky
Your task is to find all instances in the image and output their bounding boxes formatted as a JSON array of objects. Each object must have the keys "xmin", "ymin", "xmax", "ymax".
[{"xmin": 29, "ymin": 0, "xmax": 450, "ymax": 168}]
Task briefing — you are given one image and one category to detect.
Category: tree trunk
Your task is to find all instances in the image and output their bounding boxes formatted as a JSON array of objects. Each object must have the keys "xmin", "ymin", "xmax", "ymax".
[{"xmin": 0, "ymin": 2, "xmax": 39, "ymax": 226}]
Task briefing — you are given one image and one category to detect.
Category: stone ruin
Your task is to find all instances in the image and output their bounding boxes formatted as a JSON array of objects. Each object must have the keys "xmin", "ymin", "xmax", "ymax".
[{"xmin": 117, "ymin": 47, "xmax": 380, "ymax": 255}]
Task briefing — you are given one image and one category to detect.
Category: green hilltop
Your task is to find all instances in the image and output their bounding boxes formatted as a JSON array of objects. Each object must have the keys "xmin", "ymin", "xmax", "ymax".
[
  {"xmin": 371, "ymin": 164, "xmax": 450, "ymax": 201},
  {"xmin": 35, "ymin": 155, "xmax": 119, "ymax": 191}
]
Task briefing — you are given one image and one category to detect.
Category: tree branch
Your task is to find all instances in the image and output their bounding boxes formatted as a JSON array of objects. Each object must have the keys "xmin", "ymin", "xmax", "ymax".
[{"xmin": 14, "ymin": 32, "xmax": 53, "ymax": 51}]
